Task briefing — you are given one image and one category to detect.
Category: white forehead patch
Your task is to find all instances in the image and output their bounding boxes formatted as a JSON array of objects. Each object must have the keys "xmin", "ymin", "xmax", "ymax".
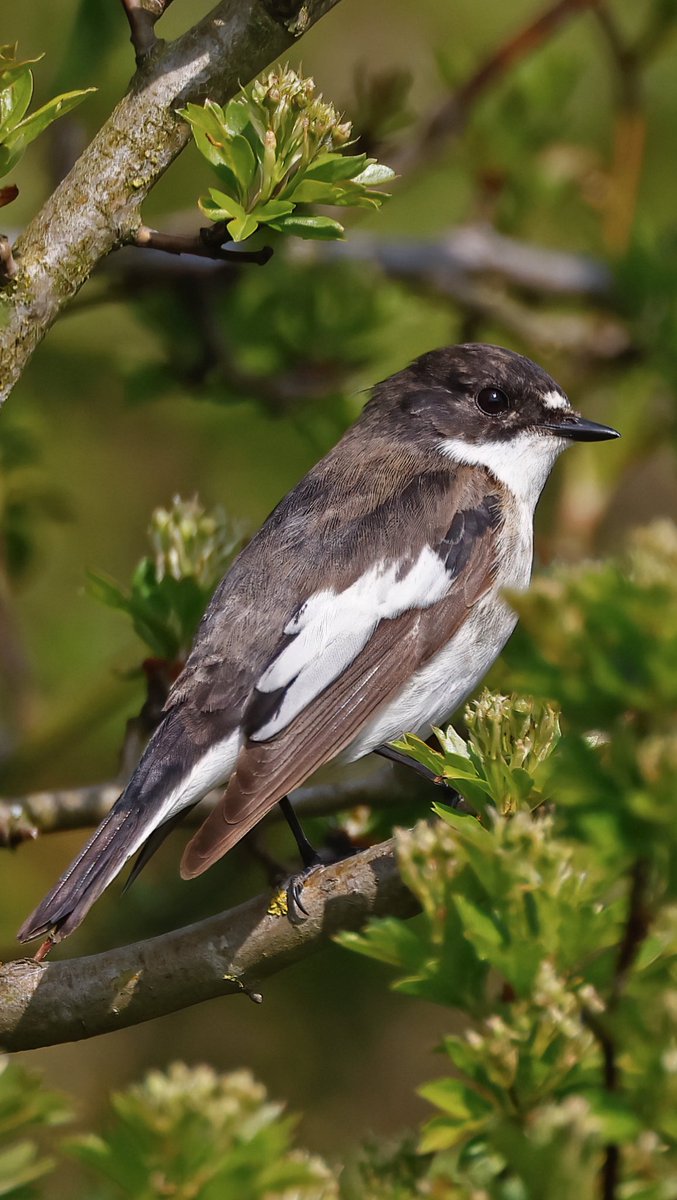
[{"xmin": 542, "ymin": 389, "xmax": 569, "ymax": 411}]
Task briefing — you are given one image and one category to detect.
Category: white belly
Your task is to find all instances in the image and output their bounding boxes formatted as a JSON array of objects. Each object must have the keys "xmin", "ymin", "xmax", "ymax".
[{"xmin": 342, "ymin": 590, "xmax": 518, "ymax": 760}]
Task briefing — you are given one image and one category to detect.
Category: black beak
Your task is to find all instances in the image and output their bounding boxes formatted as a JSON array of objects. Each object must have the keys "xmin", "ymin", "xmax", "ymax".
[{"xmin": 544, "ymin": 415, "xmax": 620, "ymax": 442}]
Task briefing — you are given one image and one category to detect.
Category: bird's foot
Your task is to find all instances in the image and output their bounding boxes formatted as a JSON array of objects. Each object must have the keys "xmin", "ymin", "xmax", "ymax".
[
  {"xmin": 268, "ymin": 859, "xmax": 323, "ymax": 924},
  {"xmin": 287, "ymin": 860, "xmax": 323, "ymax": 923},
  {"xmin": 33, "ymin": 936, "xmax": 55, "ymax": 963}
]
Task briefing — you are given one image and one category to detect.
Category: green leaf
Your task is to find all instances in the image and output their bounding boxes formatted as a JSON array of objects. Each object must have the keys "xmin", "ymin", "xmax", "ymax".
[
  {"xmin": 419, "ymin": 1077, "xmax": 493, "ymax": 1123},
  {"xmin": 268, "ymin": 214, "xmax": 345, "ymax": 240},
  {"xmin": 3, "ymin": 87, "xmax": 95, "ymax": 156},
  {"xmin": 283, "ymin": 178, "xmax": 341, "ymax": 204},
  {"xmin": 226, "ymin": 212, "xmax": 260, "ymax": 242},
  {"xmin": 0, "ymin": 68, "xmax": 33, "ymax": 142},
  {"xmin": 199, "ymin": 188, "xmax": 246, "ymax": 222},
  {"xmin": 391, "ymin": 733, "xmax": 445, "ymax": 776},
  {"xmin": 301, "ymin": 152, "xmax": 368, "ymax": 182},
  {"xmin": 352, "ymin": 161, "xmax": 396, "ymax": 185},
  {"xmin": 453, "ymin": 894, "xmax": 507, "ymax": 951},
  {"xmin": 583, "ymin": 1090, "xmax": 642, "ymax": 1143},
  {"xmin": 251, "ymin": 198, "xmax": 295, "ymax": 221},
  {"xmin": 85, "ymin": 569, "xmax": 129, "ymax": 612}
]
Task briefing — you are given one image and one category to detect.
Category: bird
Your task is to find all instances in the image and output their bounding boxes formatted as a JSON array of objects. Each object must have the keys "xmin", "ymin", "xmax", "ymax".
[{"xmin": 18, "ymin": 344, "xmax": 619, "ymax": 954}]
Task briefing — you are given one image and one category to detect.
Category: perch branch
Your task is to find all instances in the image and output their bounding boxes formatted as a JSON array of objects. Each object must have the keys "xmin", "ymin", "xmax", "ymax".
[
  {"xmin": 0, "ymin": 0, "xmax": 342, "ymax": 409},
  {"xmin": 0, "ymin": 838, "xmax": 417, "ymax": 1051}
]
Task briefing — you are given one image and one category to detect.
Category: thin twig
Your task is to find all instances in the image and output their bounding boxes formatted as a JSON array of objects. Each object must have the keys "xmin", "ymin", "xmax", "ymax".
[
  {"xmin": 584, "ymin": 859, "xmax": 651, "ymax": 1200},
  {"xmin": 0, "ymin": 765, "xmax": 423, "ymax": 847},
  {"xmin": 119, "ymin": 0, "xmax": 176, "ymax": 62},
  {"xmin": 0, "ymin": 235, "xmax": 18, "ymax": 285},
  {"xmin": 132, "ymin": 224, "xmax": 273, "ymax": 266},
  {"xmin": 0, "ymin": 837, "xmax": 417, "ymax": 1051},
  {"xmin": 393, "ymin": 0, "xmax": 601, "ymax": 176}
]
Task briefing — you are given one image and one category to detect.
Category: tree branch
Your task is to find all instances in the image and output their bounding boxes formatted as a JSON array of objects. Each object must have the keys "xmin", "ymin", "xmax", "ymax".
[
  {"xmin": 133, "ymin": 223, "xmax": 273, "ymax": 265},
  {"xmin": 0, "ymin": 766, "xmax": 418, "ymax": 845},
  {"xmin": 119, "ymin": 0, "xmax": 177, "ymax": 62},
  {"xmin": 0, "ymin": 0, "xmax": 342, "ymax": 409},
  {"xmin": 392, "ymin": 0, "xmax": 601, "ymax": 177},
  {"xmin": 309, "ymin": 231, "xmax": 628, "ymax": 360},
  {"xmin": 0, "ymin": 838, "xmax": 417, "ymax": 1051}
]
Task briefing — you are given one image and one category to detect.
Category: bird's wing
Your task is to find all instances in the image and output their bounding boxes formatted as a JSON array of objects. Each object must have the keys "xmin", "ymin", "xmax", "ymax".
[{"xmin": 180, "ymin": 478, "xmax": 503, "ymax": 878}]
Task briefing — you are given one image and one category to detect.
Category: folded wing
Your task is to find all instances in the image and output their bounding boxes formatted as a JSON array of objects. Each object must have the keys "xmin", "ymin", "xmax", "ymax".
[{"xmin": 181, "ymin": 482, "xmax": 502, "ymax": 877}]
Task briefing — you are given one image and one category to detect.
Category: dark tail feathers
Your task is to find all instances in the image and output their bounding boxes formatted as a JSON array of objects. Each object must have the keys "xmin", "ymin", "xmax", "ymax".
[{"xmin": 17, "ymin": 800, "xmax": 142, "ymax": 945}]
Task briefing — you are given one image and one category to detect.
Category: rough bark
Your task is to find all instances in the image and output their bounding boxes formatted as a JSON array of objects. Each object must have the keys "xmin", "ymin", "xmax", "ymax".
[
  {"xmin": 0, "ymin": 0, "xmax": 341, "ymax": 407},
  {"xmin": 0, "ymin": 838, "xmax": 417, "ymax": 1052}
]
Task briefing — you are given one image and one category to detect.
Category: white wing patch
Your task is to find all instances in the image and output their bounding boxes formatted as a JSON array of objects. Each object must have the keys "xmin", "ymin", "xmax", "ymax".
[{"xmin": 251, "ymin": 547, "xmax": 451, "ymax": 741}]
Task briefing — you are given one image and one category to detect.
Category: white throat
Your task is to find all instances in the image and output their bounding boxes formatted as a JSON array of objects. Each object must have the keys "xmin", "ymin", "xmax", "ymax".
[{"xmin": 439, "ymin": 430, "xmax": 566, "ymax": 509}]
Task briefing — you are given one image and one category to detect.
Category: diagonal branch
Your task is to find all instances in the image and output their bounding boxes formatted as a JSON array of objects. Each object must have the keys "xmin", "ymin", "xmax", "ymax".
[
  {"xmin": 0, "ymin": 838, "xmax": 417, "ymax": 1052},
  {"xmin": 0, "ymin": 0, "xmax": 342, "ymax": 409},
  {"xmin": 392, "ymin": 0, "xmax": 602, "ymax": 177}
]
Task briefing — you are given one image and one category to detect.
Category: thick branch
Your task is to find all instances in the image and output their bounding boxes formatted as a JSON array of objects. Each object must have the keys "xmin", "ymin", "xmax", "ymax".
[
  {"xmin": 0, "ymin": 838, "xmax": 416, "ymax": 1051},
  {"xmin": 0, "ymin": 0, "xmax": 341, "ymax": 408}
]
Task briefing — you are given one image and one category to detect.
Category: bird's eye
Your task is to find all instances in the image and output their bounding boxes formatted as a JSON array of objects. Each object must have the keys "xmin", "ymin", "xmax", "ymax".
[{"xmin": 476, "ymin": 386, "xmax": 512, "ymax": 416}]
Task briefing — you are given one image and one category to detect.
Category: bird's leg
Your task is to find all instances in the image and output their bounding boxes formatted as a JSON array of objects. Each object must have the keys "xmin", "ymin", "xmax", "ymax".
[
  {"xmin": 278, "ymin": 795, "xmax": 324, "ymax": 922},
  {"xmin": 279, "ymin": 795, "xmax": 321, "ymax": 868},
  {"xmin": 33, "ymin": 936, "xmax": 55, "ymax": 963}
]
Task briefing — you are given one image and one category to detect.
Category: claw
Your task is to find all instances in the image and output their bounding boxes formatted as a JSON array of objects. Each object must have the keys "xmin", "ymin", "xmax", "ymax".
[{"xmin": 286, "ymin": 862, "xmax": 322, "ymax": 924}]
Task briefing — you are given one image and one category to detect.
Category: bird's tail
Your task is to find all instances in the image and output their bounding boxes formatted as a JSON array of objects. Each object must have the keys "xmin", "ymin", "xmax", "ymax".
[{"xmin": 17, "ymin": 789, "xmax": 162, "ymax": 945}]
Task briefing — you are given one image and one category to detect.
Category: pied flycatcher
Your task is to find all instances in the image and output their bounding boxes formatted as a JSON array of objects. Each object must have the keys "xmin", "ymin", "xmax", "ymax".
[{"xmin": 19, "ymin": 343, "xmax": 619, "ymax": 951}]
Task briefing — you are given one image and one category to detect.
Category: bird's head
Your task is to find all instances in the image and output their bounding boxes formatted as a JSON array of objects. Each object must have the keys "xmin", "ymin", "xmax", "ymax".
[{"xmin": 367, "ymin": 343, "xmax": 619, "ymax": 502}]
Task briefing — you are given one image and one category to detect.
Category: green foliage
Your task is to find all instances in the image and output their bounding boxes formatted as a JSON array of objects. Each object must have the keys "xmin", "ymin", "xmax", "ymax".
[
  {"xmin": 0, "ymin": 44, "xmax": 93, "ymax": 200},
  {"xmin": 505, "ymin": 520, "xmax": 677, "ymax": 873},
  {"xmin": 181, "ymin": 66, "xmax": 394, "ymax": 243},
  {"xmin": 340, "ymin": 522, "xmax": 677, "ymax": 1198},
  {"xmin": 394, "ymin": 690, "xmax": 561, "ymax": 818},
  {"xmin": 0, "ymin": 421, "xmax": 68, "ymax": 582},
  {"xmin": 87, "ymin": 495, "xmax": 243, "ymax": 660},
  {"xmin": 67, "ymin": 1063, "xmax": 336, "ymax": 1199},
  {"xmin": 0, "ymin": 1057, "xmax": 69, "ymax": 1198},
  {"xmin": 339, "ymin": 1136, "xmax": 430, "ymax": 1200}
]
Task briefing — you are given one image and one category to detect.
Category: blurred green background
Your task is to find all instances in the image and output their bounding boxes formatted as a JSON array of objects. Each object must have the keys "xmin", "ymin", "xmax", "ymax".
[{"xmin": 1, "ymin": 0, "xmax": 676, "ymax": 1182}]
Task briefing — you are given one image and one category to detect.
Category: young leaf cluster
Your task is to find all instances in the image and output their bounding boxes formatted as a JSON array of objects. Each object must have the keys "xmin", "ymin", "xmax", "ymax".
[
  {"xmin": 0, "ymin": 44, "xmax": 93, "ymax": 208},
  {"xmin": 341, "ymin": 521, "xmax": 677, "ymax": 1198},
  {"xmin": 0, "ymin": 1057, "xmax": 69, "ymax": 1199},
  {"xmin": 394, "ymin": 689, "xmax": 560, "ymax": 819},
  {"xmin": 87, "ymin": 495, "xmax": 243, "ymax": 661},
  {"xmin": 181, "ymin": 66, "xmax": 394, "ymax": 243},
  {"xmin": 68, "ymin": 1063, "xmax": 336, "ymax": 1200}
]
